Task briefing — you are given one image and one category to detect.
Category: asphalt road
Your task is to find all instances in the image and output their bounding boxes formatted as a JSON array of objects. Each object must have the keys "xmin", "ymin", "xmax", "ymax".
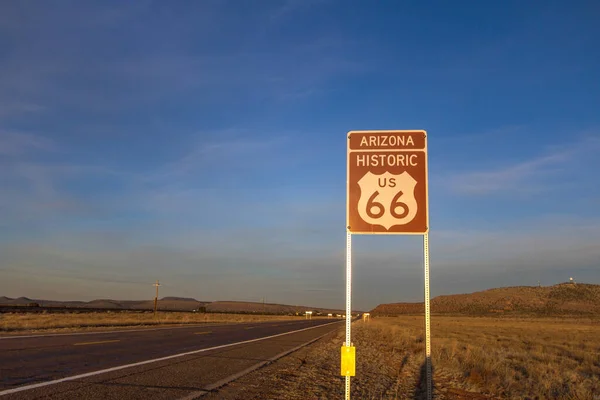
[{"xmin": 0, "ymin": 319, "xmax": 343, "ymax": 399}]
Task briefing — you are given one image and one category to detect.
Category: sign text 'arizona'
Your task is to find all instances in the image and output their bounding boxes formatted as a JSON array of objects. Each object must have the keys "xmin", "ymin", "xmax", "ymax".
[{"xmin": 347, "ymin": 130, "xmax": 429, "ymax": 234}]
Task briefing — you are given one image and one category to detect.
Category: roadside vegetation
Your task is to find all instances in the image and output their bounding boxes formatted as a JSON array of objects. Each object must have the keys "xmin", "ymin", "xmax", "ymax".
[
  {"xmin": 209, "ymin": 315, "xmax": 600, "ymax": 399},
  {"xmin": 421, "ymin": 315, "xmax": 600, "ymax": 399},
  {"xmin": 365, "ymin": 316, "xmax": 600, "ymax": 399},
  {"xmin": 0, "ymin": 311, "xmax": 323, "ymax": 334}
]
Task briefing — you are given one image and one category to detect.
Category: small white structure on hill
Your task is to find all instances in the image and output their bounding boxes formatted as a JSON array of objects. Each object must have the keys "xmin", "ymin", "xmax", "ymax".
[{"xmin": 305, "ymin": 311, "xmax": 313, "ymax": 320}]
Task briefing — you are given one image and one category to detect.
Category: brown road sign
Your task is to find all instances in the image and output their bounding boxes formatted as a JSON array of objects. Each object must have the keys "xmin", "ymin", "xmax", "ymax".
[{"xmin": 346, "ymin": 130, "xmax": 428, "ymax": 234}]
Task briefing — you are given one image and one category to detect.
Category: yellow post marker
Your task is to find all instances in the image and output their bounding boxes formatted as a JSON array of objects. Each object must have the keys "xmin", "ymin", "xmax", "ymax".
[{"xmin": 340, "ymin": 345, "xmax": 356, "ymax": 377}]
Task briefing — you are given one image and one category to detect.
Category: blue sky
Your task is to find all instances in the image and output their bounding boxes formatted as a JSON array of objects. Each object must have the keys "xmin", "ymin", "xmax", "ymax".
[{"xmin": 1, "ymin": 0, "xmax": 599, "ymax": 310}]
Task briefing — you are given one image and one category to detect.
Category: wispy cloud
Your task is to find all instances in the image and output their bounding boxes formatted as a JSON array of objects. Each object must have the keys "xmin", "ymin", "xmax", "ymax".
[
  {"xmin": 0, "ymin": 102, "xmax": 46, "ymax": 118},
  {"xmin": 0, "ymin": 165, "xmax": 118, "ymax": 224},
  {"xmin": 435, "ymin": 125, "xmax": 527, "ymax": 145},
  {"xmin": 0, "ymin": 131, "xmax": 129, "ymax": 223},
  {"xmin": 0, "ymin": 1, "xmax": 364, "ymax": 112},
  {"xmin": 445, "ymin": 135, "xmax": 600, "ymax": 195},
  {"xmin": 0, "ymin": 130, "xmax": 55, "ymax": 156},
  {"xmin": 0, "ymin": 127, "xmax": 309, "ymax": 236},
  {"xmin": 448, "ymin": 153, "xmax": 566, "ymax": 195},
  {"xmin": 269, "ymin": 0, "xmax": 331, "ymax": 22},
  {"xmin": 156, "ymin": 133, "xmax": 289, "ymax": 180}
]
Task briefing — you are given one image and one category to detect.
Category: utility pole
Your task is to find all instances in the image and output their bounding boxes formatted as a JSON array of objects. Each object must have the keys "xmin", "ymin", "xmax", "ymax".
[{"xmin": 153, "ymin": 280, "xmax": 161, "ymax": 317}]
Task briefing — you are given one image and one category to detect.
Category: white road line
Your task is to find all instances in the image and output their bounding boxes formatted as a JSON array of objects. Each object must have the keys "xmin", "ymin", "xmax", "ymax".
[
  {"xmin": 0, "ymin": 320, "xmax": 342, "ymax": 397},
  {"xmin": 182, "ymin": 328, "xmax": 337, "ymax": 400},
  {"xmin": 0, "ymin": 319, "xmax": 309, "ymax": 340},
  {"xmin": 177, "ymin": 390, "xmax": 209, "ymax": 400}
]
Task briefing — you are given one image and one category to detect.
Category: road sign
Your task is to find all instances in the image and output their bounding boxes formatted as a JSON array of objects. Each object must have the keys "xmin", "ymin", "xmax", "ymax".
[
  {"xmin": 343, "ymin": 129, "xmax": 432, "ymax": 400},
  {"xmin": 346, "ymin": 130, "xmax": 428, "ymax": 234}
]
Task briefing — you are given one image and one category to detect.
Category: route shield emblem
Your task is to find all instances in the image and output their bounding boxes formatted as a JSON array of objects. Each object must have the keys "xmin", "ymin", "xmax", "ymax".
[{"xmin": 357, "ymin": 171, "xmax": 418, "ymax": 230}]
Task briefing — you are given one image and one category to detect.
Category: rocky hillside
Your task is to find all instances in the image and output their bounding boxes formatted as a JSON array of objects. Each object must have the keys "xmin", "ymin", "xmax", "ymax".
[{"xmin": 371, "ymin": 283, "xmax": 600, "ymax": 316}]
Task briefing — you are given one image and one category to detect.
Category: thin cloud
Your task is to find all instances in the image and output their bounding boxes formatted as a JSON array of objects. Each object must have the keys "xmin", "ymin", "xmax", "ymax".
[
  {"xmin": 435, "ymin": 125, "xmax": 527, "ymax": 144},
  {"xmin": 446, "ymin": 135, "xmax": 600, "ymax": 195},
  {"xmin": 432, "ymin": 214, "xmax": 600, "ymax": 270},
  {"xmin": 0, "ymin": 102, "xmax": 46, "ymax": 118},
  {"xmin": 269, "ymin": 0, "xmax": 330, "ymax": 22},
  {"xmin": 449, "ymin": 153, "xmax": 566, "ymax": 195},
  {"xmin": 0, "ymin": 128, "xmax": 294, "ymax": 227},
  {"xmin": 0, "ymin": 1, "xmax": 364, "ymax": 111},
  {"xmin": 149, "ymin": 133, "xmax": 289, "ymax": 182},
  {"xmin": 0, "ymin": 130, "xmax": 55, "ymax": 155},
  {"xmin": 0, "ymin": 160, "xmax": 129, "ymax": 223}
]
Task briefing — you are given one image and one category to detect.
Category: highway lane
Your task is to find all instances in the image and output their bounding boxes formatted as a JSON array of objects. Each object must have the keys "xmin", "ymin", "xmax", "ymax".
[{"xmin": 0, "ymin": 319, "xmax": 343, "ymax": 399}]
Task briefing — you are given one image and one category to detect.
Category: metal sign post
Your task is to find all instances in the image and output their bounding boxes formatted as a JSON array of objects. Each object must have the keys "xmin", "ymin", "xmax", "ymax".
[
  {"xmin": 345, "ymin": 130, "xmax": 431, "ymax": 400},
  {"xmin": 424, "ymin": 233, "xmax": 432, "ymax": 399},
  {"xmin": 342, "ymin": 231, "xmax": 354, "ymax": 400}
]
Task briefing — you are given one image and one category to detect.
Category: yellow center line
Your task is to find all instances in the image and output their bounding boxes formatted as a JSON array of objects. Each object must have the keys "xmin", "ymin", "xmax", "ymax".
[
  {"xmin": 74, "ymin": 339, "xmax": 120, "ymax": 346},
  {"xmin": 271, "ymin": 324, "xmax": 279, "ymax": 327},
  {"xmin": 194, "ymin": 331, "xmax": 212, "ymax": 335},
  {"xmin": 244, "ymin": 327, "xmax": 255, "ymax": 330}
]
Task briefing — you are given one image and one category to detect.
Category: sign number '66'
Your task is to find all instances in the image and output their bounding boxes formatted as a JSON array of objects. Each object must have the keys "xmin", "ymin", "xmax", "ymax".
[{"xmin": 357, "ymin": 171, "xmax": 418, "ymax": 230}]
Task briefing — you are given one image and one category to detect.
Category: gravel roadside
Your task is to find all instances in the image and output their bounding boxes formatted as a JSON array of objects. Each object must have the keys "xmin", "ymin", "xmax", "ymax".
[{"xmin": 202, "ymin": 320, "xmax": 437, "ymax": 400}]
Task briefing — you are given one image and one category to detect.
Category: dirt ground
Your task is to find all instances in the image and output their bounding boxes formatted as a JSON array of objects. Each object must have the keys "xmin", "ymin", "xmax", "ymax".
[
  {"xmin": 204, "ymin": 315, "xmax": 600, "ymax": 399},
  {"xmin": 203, "ymin": 319, "xmax": 493, "ymax": 400}
]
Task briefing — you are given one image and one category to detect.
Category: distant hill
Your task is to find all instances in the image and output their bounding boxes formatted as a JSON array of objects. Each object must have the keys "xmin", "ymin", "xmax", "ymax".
[
  {"xmin": 0, "ymin": 296, "xmax": 37, "ymax": 305},
  {"xmin": 16, "ymin": 297, "xmax": 33, "ymax": 302},
  {"xmin": 371, "ymin": 283, "xmax": 600, "ymax": 317},
  {"xmin": 0, "ymin": 296, "xmax": 349, "ymax": 315},
  {"xmin": 161, "ymin": 297, "xmax": 198, "ymax": 302}
]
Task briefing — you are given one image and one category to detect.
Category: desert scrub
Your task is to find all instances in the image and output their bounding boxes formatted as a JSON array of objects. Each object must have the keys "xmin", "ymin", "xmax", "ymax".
[
  {"xmin": 378, "ymin": 315, "xmax": 600, "ymax": 399},
  {"xmin": 264, "ymin": 320, "xmax": 430, "ymax": 400}
]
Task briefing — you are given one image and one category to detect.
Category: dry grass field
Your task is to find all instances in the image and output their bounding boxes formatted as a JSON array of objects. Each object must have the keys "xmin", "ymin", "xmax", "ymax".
[
  {"xmin": 0, "ymin": 312, "xmax": 311, "ymax": 334},
  {"xmin": 207, "ymin": 315, "xmax": 600, "ymax": 399},
  {"xmin": 378, "ymin": 316, "xmax": 600, "ymax": 399}
]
